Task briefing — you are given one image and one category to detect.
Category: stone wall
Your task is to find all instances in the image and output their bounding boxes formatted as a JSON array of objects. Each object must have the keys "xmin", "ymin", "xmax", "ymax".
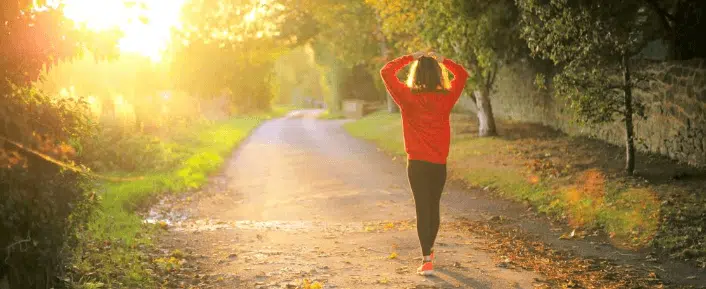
[{"xmin": 457, "ymin": 59, "xmax": 706, "ymax": 167}]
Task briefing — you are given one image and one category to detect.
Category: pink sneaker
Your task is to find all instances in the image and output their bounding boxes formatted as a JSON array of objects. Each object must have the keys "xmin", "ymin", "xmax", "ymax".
[{"xmin": 417, "ymin": 261, "xmax": 434, "ymax": 276}]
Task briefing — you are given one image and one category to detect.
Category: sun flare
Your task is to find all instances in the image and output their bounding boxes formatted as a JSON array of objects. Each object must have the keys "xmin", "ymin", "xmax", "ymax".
[{"xmin": 61, "ymin": 0, "xmax": 186, "ymax": 62}]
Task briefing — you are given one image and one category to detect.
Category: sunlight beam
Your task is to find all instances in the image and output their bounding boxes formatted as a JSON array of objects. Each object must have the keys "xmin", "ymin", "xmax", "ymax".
[{"xmin": 61, "ymin": 0, "xmax": 186, "ymax": 62}]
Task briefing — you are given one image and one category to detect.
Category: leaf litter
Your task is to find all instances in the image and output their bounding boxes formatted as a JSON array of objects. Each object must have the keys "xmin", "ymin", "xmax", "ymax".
[{"xmin": 448, "ymin": 218, "xmax": 703, "ymax": 289}]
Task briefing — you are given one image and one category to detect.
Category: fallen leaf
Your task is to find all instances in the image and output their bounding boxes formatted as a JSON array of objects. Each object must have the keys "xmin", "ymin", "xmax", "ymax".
[{"xmin": 559, "ymin": 229, "xmax": 576, "ymax": 240}]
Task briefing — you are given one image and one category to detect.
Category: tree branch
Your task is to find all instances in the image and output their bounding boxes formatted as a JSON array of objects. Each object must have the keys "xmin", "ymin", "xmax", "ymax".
[
  {"xmin": 607, "ymin": 84, "xmax": 624, "ymax": 91},
  {"xmin": 468, "ymin": 92, "xmax": 477, "ymax": 105},
  {"xmin": 0, "ymin": 134, "xmax": 144, "ymax": 182},
  {"xmin": 484, "ymin": 71, "xmax": 492, "ymax": 91},
  {"xmin": 488, "ymin": 62, "xmax": 499, "ymax": 88},
  {"xmin": 4, "ymin": 237, "xmax": 31, "ymax": 263},
  {"xmin": 644, "ymin": 0, "xmax": 676, "ymax": 27}
]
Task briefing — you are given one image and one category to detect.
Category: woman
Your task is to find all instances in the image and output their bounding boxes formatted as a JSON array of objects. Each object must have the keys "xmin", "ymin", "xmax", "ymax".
[{"xmin": 380, "ymin": 51, "xmax": 469, "ymax": 276}]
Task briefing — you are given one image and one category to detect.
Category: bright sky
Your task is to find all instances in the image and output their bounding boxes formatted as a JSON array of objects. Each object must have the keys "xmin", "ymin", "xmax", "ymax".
[{"xmin": 61, "ymin": 0, "xmax": 187, "ymax": 62}]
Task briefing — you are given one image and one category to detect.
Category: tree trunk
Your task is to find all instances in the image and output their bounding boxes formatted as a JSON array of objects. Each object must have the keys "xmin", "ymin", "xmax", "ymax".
[
  {"xmin": 376, "ymin": 17, "xmax": 398, "ymax": 113},
  {"xmin": 623, "ymin": 55, "xmax": 636, "ymax": 175},
  {"xmin": 100, "ymin": 96, "xmax": 115, "ymax": 124},
  {"xmin": 329, "ymin": 62, "xmax": 342, "ymax": 114},
  {"xmin": 386, "ymin": 92, "xmax": 399, "ymax": 113},
  {"xmin": 474, "ymin": 88, "xmax": 497, "ymax": 137}
]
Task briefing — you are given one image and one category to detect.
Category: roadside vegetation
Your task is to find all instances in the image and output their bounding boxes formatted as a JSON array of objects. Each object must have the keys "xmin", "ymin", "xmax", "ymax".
[
  {"xmin": 317, "ymin": 110, "xmax": 345, "ymax": 120},
  {"xmin": 345, "ymin": 111, "xmax": 706, "ymax": 267},
  {"xmin": 3, "ymin": 0, "xmax": 706, "ymax": 287},
  {"xmin": 68, "ymin": 115, "xmax": 281, "ymax": 288}
]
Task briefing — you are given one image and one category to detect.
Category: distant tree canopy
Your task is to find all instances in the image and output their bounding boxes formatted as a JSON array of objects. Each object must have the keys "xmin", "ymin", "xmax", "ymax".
[
  {"xmin": 168, "ymin": 0, "xmax": 285, "ymax": 112},
  {"xmin": 303, "ymin": 0, "xmax": 387, "ymax": 112},
  {"xmin": 273, "ymin": 46, "xmax": 325, "ymax": 106}
]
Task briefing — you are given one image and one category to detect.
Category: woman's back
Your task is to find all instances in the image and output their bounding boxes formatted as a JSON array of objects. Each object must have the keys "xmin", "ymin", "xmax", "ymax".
[{"xmin": 379, "ymin": 54, "xmax": 469, "ymax": 164}]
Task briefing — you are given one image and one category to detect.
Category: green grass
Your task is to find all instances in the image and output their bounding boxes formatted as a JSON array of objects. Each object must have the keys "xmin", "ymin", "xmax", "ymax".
[
  {"xmin": 344, "ymin": 111, "xmax": 660, "ymax": 249},
  {"xmin": 270, "ymin": 105, "xmax": 299, "ymax": 118},
  {"xmin": 72, "ymin": 114, "xmax": 276, "ymax": 288},
  {"xmin": 343, "ymin": 111, "xmax": 405, "ymax": 155},
  {"xmin": 318, "ymin": 110, "xmax": 345, "ymax": 120}
]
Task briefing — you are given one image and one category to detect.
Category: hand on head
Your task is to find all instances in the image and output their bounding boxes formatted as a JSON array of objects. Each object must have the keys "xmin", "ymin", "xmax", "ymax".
[
  {"xmin": 428, "ymin": 52, "xmax": 445, "ymax": 63},
  {"xmin": 411, "ymin": 51, "xmax": 444, "ymax": 63},
  {"xmin": 412, "ymin": 51, "xmax": 426, "ymax": 60}
]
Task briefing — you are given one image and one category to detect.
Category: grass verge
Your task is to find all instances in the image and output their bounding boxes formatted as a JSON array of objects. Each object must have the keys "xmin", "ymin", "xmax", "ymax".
[
  {"xmin": 70, "ymin": 113, "xmax": 280, "ymax": 288},
  {"xmin": 344, "ymin": 111, "xmax": 705, "ymax": 267},
  {"xmin": 317, "ymin": 110, "xmax": 345, "ymax": 120}
]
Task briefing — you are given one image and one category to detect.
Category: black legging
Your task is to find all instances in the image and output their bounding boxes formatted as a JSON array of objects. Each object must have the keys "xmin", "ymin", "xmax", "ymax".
[{"xmin": 407, "ymin": 159, "xmax": 447, "ymax": 257}]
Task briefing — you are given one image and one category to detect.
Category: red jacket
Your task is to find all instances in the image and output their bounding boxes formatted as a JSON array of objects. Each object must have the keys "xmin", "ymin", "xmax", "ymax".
[{"xmin": 380, "ymin": 55, "xmax": 469, "ymax": 164}]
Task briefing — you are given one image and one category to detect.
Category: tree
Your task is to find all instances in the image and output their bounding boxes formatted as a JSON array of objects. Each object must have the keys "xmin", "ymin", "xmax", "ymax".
[
  {"xmin": 170, "ymin": 0, "xmax": 285, "ymax": 113},
  {"xmin": 366, "ymin": 0, "xmax": 424, "ymax": 113},
  {"xmin": 368, "ymin": 0, "xmax": 526, "ymax": 137},
  {"xmin": 305, "ymin": 0, "xmax": 382, "ymax": 113},
  {"xmin": 273, "ymin": 45, "xmax": 325, "ymax": 106},
  {"xmin": 420, "ymin": 0, "xmax": 527, "ymax": 137},
  {"xmin": 1, "ymin": 1, "xmax": 112, "ymax": 288},
  {"xmin": 518, "ymin": 0, "xmax": 660, "ymax": 175}
]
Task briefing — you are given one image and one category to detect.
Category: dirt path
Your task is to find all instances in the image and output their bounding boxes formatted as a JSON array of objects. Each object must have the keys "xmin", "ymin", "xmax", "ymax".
[{"xmin": 155, "ymin": 110, "xmax": 542, "ymax": 289}]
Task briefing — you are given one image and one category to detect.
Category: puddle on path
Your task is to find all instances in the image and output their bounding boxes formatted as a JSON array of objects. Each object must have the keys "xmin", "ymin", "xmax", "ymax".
[
  {"xmin": 143, "ymin": 195, "xmax": 385, "ymax": 233},
  {"xmin": 162, "ymin": 218, "xmax": 375, "ymax": 233},
  {"xmin": 143, "ymin": 197, "xmax": 191, "ymax": 226}
]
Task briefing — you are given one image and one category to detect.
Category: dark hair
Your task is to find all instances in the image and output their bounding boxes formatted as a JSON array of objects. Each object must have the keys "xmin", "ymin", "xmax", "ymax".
[{"xmin": 406, "ymin": 56, "xmax": 450, "ymax": 93}]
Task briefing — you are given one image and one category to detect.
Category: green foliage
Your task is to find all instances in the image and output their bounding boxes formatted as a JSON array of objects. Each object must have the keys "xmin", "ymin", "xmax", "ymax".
[
  {"xmin": 69, "ymin": 116, "xmax": 267, "ymax": 287},
  {"xmin": 303, "ymin": 1, "xmax": 385, "ymax": 111},
  {"xmin": 517, "ymin": 0, "xmax": 656, "ymax": 125},
  {"xmin": 1, "ymin": 1, "xmax": 81, "ymax": 95},
  {"xmin": 308, "ymin": 0, "xmax": 381, "ymax": 68},
  {"xmin": 273, "ymin": 46, "xmax": 325, "ymax": 106},
  {"xmin": 419, "ymin": 0, "xmax": 525, "ymax": 85},
  {"xmin": 0, "ymin": 166, "xmax": 95, "ymax": 289},
  {"xmin": 170, "ymin": 0, "xmax": 287, "ymax": 112},
  {"xmin": 343, "ymin": 111, "xmax": 405, "ymax": 155},
  {"xmin": 77, "ymin": 127, "xmax": 186, "ymax": 173},
  {"xmin": 367, "ymin": 0, "xmax": 522, "ymax": 135},
  {"xmin": 346, "ymin": 112, "xmax": 662, "ymax": 250},
  {"xmin": 0, "ymin": 88, "xmax": 97, "ymax": 288},
  {"xmin": 365, "ymin": 0, "xmax": 425, "ymax": 53},
  {"xmin": 0, "ymin": 2, "xmax": 123, "ymax": 288},
  {"xmin": 369, "ymin": 0, "xmax": 525, "ymax": 88},
  {"xmin": 318, "ymin": 110, "xmax": 345, "ymax": 120},
  {"xmin": 518, "ymin": 0, "xmax": 663, "ymax": 173},
  {"xmin": 341, "ymin": 64, "xmax": 381, "ymax": 102}
]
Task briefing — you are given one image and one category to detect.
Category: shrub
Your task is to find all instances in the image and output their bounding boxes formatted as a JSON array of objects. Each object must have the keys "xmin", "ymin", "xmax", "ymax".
[
  {"xmin": 0, "ymin": 87, "xmax": 96, "ymax": 288},
  {"xmin": 77, "ymin": 126, "xmax": 186, "ymax": 173}
]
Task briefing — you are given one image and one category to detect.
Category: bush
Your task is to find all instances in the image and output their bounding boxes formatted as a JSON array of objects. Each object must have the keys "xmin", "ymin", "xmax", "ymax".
[
  {"xmin": 0, "ymin": 88, "xmax": 96, "ymax": 288},
  {"xmin": 0, "ymin": 163, "xmax": 94, "ymax": 288},
  {"xmin": 77, "ymin": 126, "xmax": 187, "ymax": 173}
]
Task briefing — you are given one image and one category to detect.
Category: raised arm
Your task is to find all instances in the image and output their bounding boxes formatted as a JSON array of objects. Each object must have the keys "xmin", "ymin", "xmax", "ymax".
[
  {"xmin": 380, "ymin": 54, "xmax": 415, "ymax": 106},
  {"xmin": 441, "ymin": 58, "xmax": 470, "ymax": 106}
]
